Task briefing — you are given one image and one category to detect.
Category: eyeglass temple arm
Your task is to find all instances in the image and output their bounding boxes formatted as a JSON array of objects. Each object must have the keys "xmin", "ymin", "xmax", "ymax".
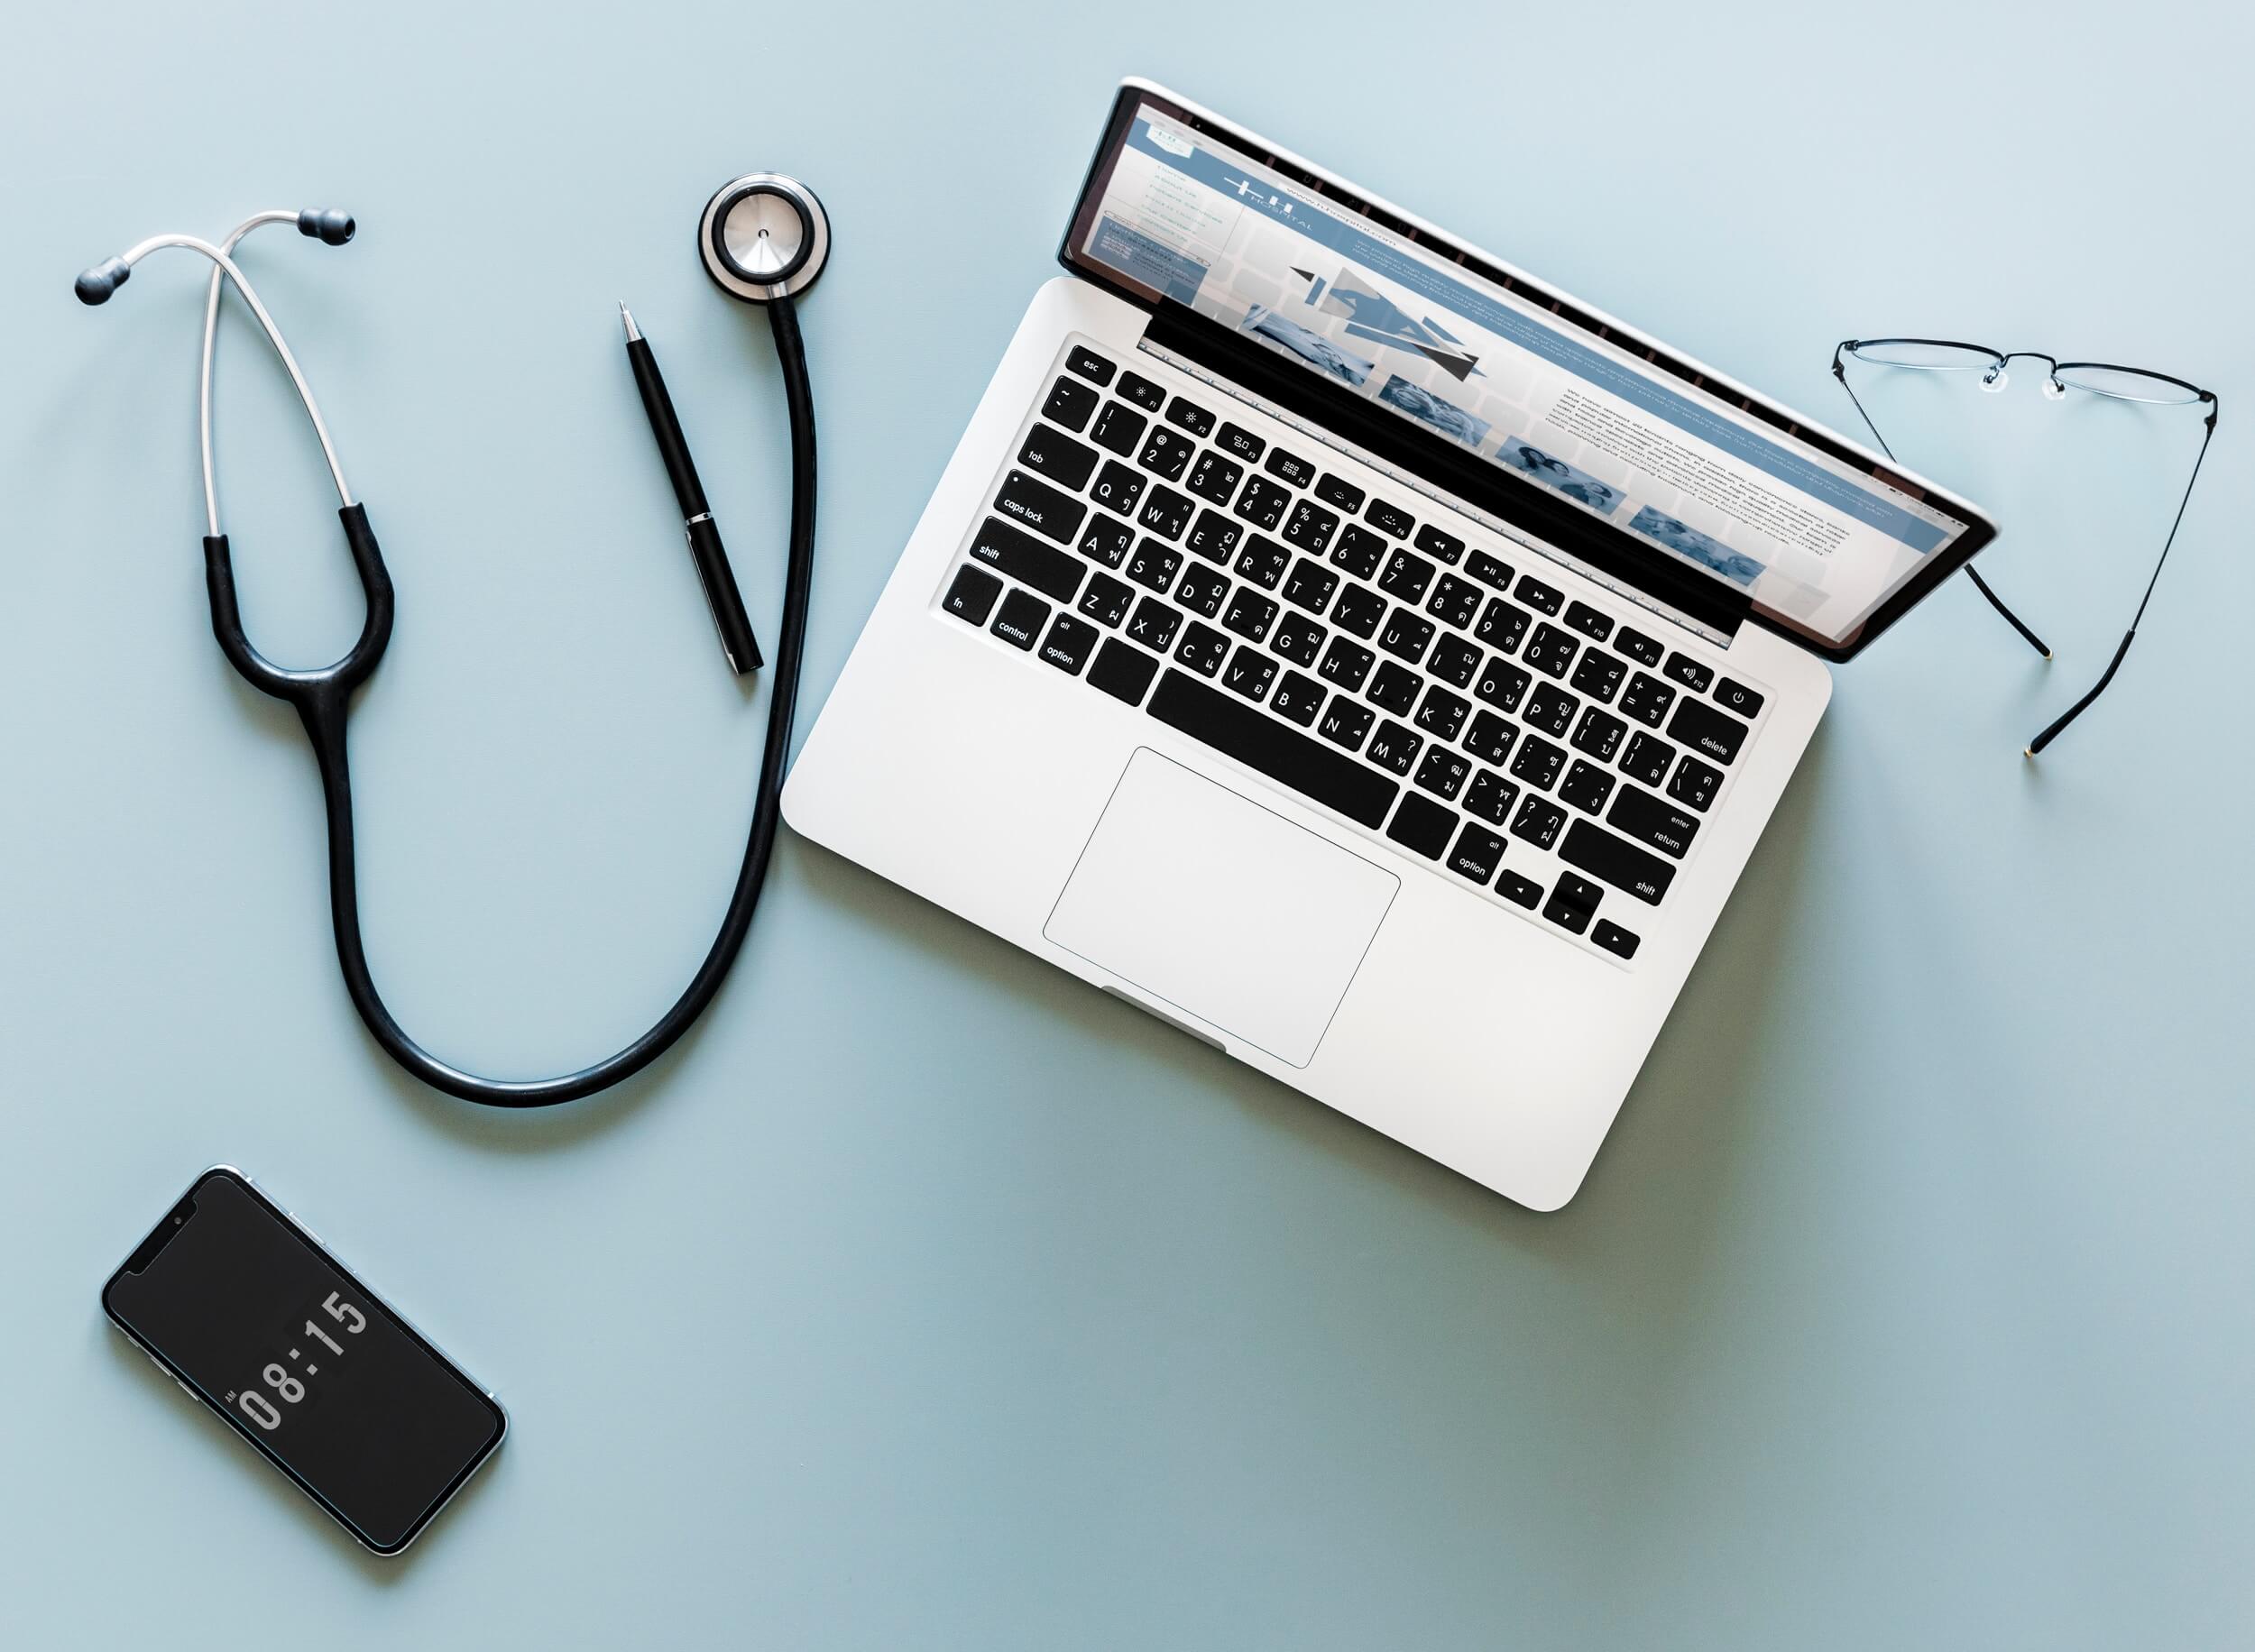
[
  {"xmin": 2027, "ymin": 399, "xmax": 2219, "ymax": 757},
  {"xmin": 1831, "ymin": 344, "xmax": 2051, "ymax": 660}
]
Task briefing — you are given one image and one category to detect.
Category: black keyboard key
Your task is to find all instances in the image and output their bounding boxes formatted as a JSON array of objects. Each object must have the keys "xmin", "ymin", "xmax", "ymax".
[
  {"xmin": 1559, "ymin": 819, "xmax": 1675, "ymax": 904},
  {"xmin": 1183, "ymin": 508, "xmax": 1241, "ymax": 565},
  {"xmin": 1078, "ymin": 571, "xmax": 1134, "ymax": 629},
  {"xmin": 1317, "ymin": 636, "xmax": 1375, "ymax": 691},
  {"xmin": 1269, "ymin": 610, "xmax": 1327, "ymax": 668},
  {"xmin": 1591, "ymin": 919, "xmax": 1640, "ymax": 960},
  {"xmin": 1467, "ymin": 549, "xmax": 1515, "ymax": 591},
  {"xmin": 993, "ymin": 471, "xmax": 1086, "ymax": 545},
  {"xmin": 1522, "ymin": 622, "xmax": 1579, "ymax": 679},
  {"xmin": 1544, "ymin": 873, "xmax": 1603, "ymax": 935},
  {"xmin": 1043, "ymin": 376, "xmax": 1098, "ymax": 433},
  {"xmin": 1496, "ymin": 868, "xmax": 1543, "ymax": 910},
  {"xmin": 1619, "ymin": 671, "xmax": 1677, "ymax": 729},
  {"xmin": 1523, "ymin": 682, "xmax": 1579, "ymax": 739},
  {"xmin": 1265, "ymin": 446, "xmax": 1318, "ymax": 488},
  {"xmin": 1413, "ymin": 685, "xmax": 1469, "ymax": 741},
  {"xmin": 1473, "ymin": 656, "xmax": 1531, "ymax": 715},
  {"xmin": 1186, "ymin": 450, "xmax": 1243, "ymax": 508},
  {"xmin": 1137, "ymin": 427, "xmax": 1194, "ymax": 481},
  {"xmin": 1270, "ymin": 668, "xmax": 1326, "ymax": 727},
  {"xmin": 1234, "ymin": 534, "xmax": 1291, "ymax": 590},
  {"xmin": 1415, "ymin": 523, "xmax": 1465, "ymax": 564},
  {"xmin": 1606, "ymin": 785, "xmax": 1699, "ymax": 858},
  {"xmin": 1464, "ymin": 767, "xmax": 1519, "ymax": 825},
  {"xmin": 1282, "ymin": 498, "xmax": 1340, "ymax": 555},
  {"xmin": 1125, "ymin": 595, "xmax": 1183, "ymax": 652},
  {"xmin": 1426, "ymin": 574, "xmax": 1482, "ymax": 632},
  {"xmin": 1475, "ymin": 597, "xmax": 1532, "ymax": 654},
  {"xmin": 1715, "ymin": 676, "xmax": 1765, "ymax": 719},
  {"xmin": 1376, "ymin": 609, "xmax": 1435, "ymax": 665},
  {"xmin": 1570, "ymin": 707, "xmax": 1628, "ymax": 763},
  {"xmin": 1018, "ymin": 423, "xmax": 1098, "ymax": 491},
  {"xmin": 1663, "ymin": 651, "xmax": 1714, "ymax": 693},
  {"xmin": 1330, "ymin": 584, "xmax": 1387, "ymax": 639},
  {"xmin": 1669, "ymin": 754, "xmax": 1722, "ymax": 812},
  {"xmin": 1377, "ymin": 547, "xmax": 1436, "ymax": 604},
  {"xmin": 1619, "ymin": 731, "xmax": 1675, "ymax": 788},
  {"xmin": 1668, "ymin": 697, "xmax": 1749, "ymax": 766},
  {"xmin": 1366, "ymin": 660, "xmax": 1422, "ymax": 716},
  {"xmin": 1569, "ymin": 650, "xmax": 1627, "ymax": 704},
  {"xmin": 1164, "ymin": 395, "xmax": 1215, "ymax": 437},
  {"xmin": 1385, "ymin": 793, "xmax": 1456, "ymax": 860},
  {"xmin": 1516, "ymin": 574, "xmax": 1564, "ymax": 615},
  {"xmin": 1316, "ymin": 473, "xmax": 1365, "ymax": 513},
  {"xmin": 1214, "ymin": 587, "xmax": 1272, "ymax": 644},
  {"xmin": 1066, "ymin": 345, "xmax": 1115, "ymax": 385},
  {"xmin": 1283, "ymin": 558, "xmax": 1339, "ymax": 614},
  {"xmin": 1413, "ymin": 746, "xmax": 1470, "ymax": 801},
  {"xmin": 1088, "ymin": 638, "xmax": 1158, "ymax": 705},
  {"xmin": 943, "ymin": 563, "xmax": 1002, "ymax": 626},
  {"xmin": 1174, "ymin": 620, "xmax": 1230, "ymax": 677},
  {"xmin": 1174, "ymin": 563, "xmax": 1229, "ymax": 618},
  {"xmin": 990, "ymin": 587, "xmax": 1048, "ymax": 650},
  {"xmin": 1447, "ymin": 822, "xmax": 1505, "ymax": 886},
  {"xmin": 1510, "ymin": 735, "xmax": 1566, "ymax": 791},
  {"xmin": 1148, "ymin": 671, "xmax": 1399, "ymax": 830},
  {"xmin": 1427, "ymin": 634, "xmax": 1482, "ymax": 689},
  {"xmin": 1221, "ymin": 645, "xmax": 1277, "ymax": 703},
  {"xmin": 1214, "ymin": 421, "xmax": 1266, "ymax": 463},
  {"xmin": 1234, "ymin": 475, "xmax": 1293, "ymax": 531},
  {"xmin": 1562, "ymin": 601, "xmax": 1613, "ymax": 642},
  {"xmin": 1615, "ymin": 627, "xmax": 1665, "ymax": 667},
  {"xmin": 968, "ymin": 514, "xmax": 1084, "ymax": 601},
  {"xmin": 1118, "ymin": 370, "xmax": 1165, "ymax": 412},
  {"xmin": 1138, "ymin": 486, "xmax": 1194, "ymax": 541},
  {"xmin": 1091, "ymin": 459, "xmax": 1146, "ymax": 519},
  {"xmin": 1319, "ymin": 695, "xmax": 1376, "ymax": 752},
  {"xmin": 1039, "ymin": 613, "xmax": 1099, "ymax": 674},
  {"xmin": 1510, "ymin": 794, "xmax": 1566, "ymax": 850},
  {"xmin": 1125, "ymin": 539, "xmax": 1183, "ymax": 593},
  {"xmin": 1366, "ymin": 719, "xmax": 1422, "ymax": 776},
  {"xmin": 1559, "ymin": 759, "xmax": 1615, "ymax": 816},
  {"xmin": 1079, "ymin": 516, "xmax": 1132, "ymax": 569},
  {"xmin": 1463, "ymin": 713, "xmax": 1518, "ymax": 769},
  {"xmin": 1365, "ymin": 497, "xmax": 1415, "ymax": 539},
  {"xmin": 1330, "ymin": 523, "xmax": 1388, "ymax": 580}
]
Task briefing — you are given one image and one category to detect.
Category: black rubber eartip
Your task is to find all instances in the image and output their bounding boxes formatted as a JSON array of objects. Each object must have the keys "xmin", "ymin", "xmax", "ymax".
[
  {"xmin": 73, "ymin": 257, "xmax": 130, "ymax": 306},
  {"xmin": 298, "ymin": 207, "xmax": 356, "ymax": 246}
]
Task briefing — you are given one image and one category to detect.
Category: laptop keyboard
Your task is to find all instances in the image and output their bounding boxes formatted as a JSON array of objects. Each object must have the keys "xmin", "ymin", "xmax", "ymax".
[{"xmin": 934, "ymin": 338, "xmax": 1770, "ymax": 966}]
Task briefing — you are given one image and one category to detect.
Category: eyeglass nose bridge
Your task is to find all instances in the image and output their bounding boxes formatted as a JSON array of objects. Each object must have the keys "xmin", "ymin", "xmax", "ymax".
[{"xmin": 1983, "ymin": 349, "xmax": 2066, "ymax": 396}]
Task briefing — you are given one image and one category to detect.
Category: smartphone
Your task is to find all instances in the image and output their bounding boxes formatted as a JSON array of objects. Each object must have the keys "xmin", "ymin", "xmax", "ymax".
[{"xmin": 102, "ymin": 1167, "xmax": 506, "ymax": 1556}]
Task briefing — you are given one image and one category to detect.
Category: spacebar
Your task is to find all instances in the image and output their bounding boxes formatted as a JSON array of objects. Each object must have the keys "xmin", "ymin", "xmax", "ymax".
[{"xmin": 1146, "ymin": 669, "xmax": 1399, "ymax": 830}]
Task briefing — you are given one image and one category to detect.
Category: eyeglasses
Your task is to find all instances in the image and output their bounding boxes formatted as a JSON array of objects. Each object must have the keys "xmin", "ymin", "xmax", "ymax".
[{"xmin": 1830, "ymin": 338, "xmax": 2218, "ymax": 757}]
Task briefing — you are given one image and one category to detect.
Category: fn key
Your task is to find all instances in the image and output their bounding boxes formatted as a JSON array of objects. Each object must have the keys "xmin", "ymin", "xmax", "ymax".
[{"xmin": 943, "ymin": 564, "xmax": 1002, "ymax": 626}]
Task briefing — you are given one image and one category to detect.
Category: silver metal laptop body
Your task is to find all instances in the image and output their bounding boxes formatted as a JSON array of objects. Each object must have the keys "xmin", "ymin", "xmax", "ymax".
[{"xmin": 783, "ymin": 81, "xmax": 1995, "ymax": 1208}]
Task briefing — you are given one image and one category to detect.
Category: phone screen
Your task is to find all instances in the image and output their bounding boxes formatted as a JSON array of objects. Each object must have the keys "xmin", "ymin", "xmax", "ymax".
[{"xmin": 103, "ymin": 1169, "xmax": 504, "ymax": 1554}]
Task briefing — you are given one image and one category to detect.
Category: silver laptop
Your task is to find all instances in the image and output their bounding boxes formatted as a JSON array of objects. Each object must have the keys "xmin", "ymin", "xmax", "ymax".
[{"xmin": 783, "ymin": 80, "xmax": 1996, "ymax": 1208}]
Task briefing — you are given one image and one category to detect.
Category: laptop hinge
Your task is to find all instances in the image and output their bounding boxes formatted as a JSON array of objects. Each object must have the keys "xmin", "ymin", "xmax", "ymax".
[{"xmin": 1142, "ymin": 308, "xmax": 1751, "ymax": 645}]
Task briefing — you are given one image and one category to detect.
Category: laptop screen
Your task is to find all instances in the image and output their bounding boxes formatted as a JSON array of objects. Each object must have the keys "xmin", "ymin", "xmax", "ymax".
[{"xmin": 1061, "ymin": 88, "xmax": 1992, "ymax": 659}]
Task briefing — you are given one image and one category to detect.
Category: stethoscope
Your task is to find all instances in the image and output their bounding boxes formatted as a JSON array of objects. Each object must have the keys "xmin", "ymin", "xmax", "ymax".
[{"xmin": 72, "ymin": 175, "xmax": 831, "ymax": 1108}]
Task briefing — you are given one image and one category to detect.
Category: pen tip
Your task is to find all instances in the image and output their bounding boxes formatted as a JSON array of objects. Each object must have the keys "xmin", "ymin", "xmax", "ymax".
[{"xmin": 619, "ymin": 302, "xmax": 640, "ymax": 343}]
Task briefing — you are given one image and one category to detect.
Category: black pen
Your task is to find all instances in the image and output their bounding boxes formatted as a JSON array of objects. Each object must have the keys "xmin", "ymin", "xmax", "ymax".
[{"xmin": 621, "ymin": 303, "xmax": 762, "ymax": 674}]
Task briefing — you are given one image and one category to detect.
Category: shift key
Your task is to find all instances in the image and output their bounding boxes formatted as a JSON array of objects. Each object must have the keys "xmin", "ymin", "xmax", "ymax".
[
  {"xmin": 965, "ymin": 514, "xmax": 1085, "ymax": 603},
  {"xmin": 1559, "ymin": 818, "xmax": 1676, "ymax": 904},
  {"xmin": 992, "ymin": 468, "xmax": 1088, "ymax": 544}
]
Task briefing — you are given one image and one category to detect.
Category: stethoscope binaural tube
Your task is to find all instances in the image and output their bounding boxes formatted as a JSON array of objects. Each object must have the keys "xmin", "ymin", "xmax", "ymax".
[{"xmin": 74, "ymin": 187, "xmax": 824, "ymax": 1108}]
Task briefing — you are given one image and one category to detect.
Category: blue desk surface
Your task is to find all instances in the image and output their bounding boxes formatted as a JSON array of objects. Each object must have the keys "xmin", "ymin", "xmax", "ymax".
[{"xmin": 5, "ymin": 2, "xmax": 2250, "ymax": 1644}]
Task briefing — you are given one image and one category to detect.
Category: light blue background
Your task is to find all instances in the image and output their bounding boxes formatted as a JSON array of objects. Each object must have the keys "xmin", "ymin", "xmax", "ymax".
[{"xmin": 4, "ymin": 2, "xmax": 2249, "ymax": 1645}]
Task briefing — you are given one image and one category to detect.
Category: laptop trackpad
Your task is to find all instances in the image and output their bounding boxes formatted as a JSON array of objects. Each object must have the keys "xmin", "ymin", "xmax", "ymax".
[{"xmin": 1045, "ymin": 748, "xmax": 1399, "ymax": 1068}]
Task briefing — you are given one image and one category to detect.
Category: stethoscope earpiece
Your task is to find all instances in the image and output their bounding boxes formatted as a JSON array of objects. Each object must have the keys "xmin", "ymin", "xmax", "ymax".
[{"xmin": 699, "ymin": 173, "xmax": 828, "ymax": 304}]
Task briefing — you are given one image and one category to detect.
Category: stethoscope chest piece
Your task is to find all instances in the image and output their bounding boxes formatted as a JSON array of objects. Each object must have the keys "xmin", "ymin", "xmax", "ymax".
[{"xmin": 699, "ymin": 173, "xmax": 829, "ymax": 303}]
